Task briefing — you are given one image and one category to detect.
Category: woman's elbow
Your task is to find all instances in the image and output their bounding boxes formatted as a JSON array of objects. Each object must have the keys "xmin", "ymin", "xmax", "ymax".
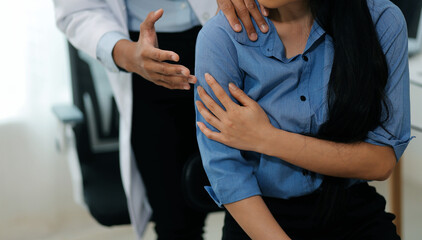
[
  {"xmin": 373, "ymin": 151, "xmax": 396, "ymax": 181},
  {"xmin": 374, "ymin": 162, "xmax": 395, "ymax": 181},
  {"xmin": 358, "ymin": 145, "xmax": 396, "ymax": 181}
]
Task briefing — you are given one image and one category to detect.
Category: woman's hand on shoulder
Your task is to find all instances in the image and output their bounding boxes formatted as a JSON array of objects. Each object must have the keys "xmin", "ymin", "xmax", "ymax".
[
  {"xmin": 196, "ymin": 73, "xmax": 275, "ymax": 153},
  {"xmin": 217, "ymin": 0, "xmax": 269, "ymax": 41}
]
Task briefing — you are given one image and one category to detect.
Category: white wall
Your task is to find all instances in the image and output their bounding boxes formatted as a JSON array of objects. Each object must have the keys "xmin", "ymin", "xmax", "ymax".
[
  {"xmin": 0, "ymin": 1, "xmax": 80, "ymax": 239},
  {"xmin": 404, "ymin": 81, "xmax": 422, "ymax": 186}
]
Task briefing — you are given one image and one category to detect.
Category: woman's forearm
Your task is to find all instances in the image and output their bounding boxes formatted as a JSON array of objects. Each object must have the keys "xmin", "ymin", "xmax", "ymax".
[
  {"xmin": 224, "ymin": 196, "xmax": 290, "ymax": 240},
  {"xmin": 260, "ymin": 128, "xmax": 396, "ymax": 181}
]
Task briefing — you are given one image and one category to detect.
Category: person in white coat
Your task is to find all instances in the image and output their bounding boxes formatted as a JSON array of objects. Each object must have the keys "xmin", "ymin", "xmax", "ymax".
[{"xmin": 53, "ymin": 0, "xmax": 269, "ymax": 239}]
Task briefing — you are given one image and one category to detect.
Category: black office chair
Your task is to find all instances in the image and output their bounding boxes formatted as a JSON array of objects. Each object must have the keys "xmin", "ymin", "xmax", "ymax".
[
  {"xmin": 53, "ymin": 43, "xmax": 130, "ymax": 226},
  {"xmin": 53, "ymin": 43, "xmax": 220, "ymax": 227}
]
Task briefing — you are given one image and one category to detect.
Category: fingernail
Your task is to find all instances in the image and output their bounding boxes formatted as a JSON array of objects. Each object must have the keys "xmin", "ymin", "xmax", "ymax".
[
  {"xmin": 229, "ymin": 83, "xmax": 237, "ymax": 91},
  {"xmin": 205, "ymin": 73, "xmax": 211, "ymax": 81},
  {"xmin": 183, "ymin": 84, "xmax": 190, "ymax": 90},
  {"xmin": 263, "ymin": 8, "xmax": 268, "ymax": 16},
  {"xmin": 260, "ymin": 24, "xmax": 268, "ymax": 32},
  {"xmin": 249, "ymin": 33, "xmax": 258, "ymax": 41},
  {"xmin": 234, "ymin": 24, "xmax": 241, "ymax": 32},
  {"xmin": 182, "ymin": 70, "xmax": 189, "ymax": 76},
  {"xmin": 154, "ymin": 9, "xmax": 161, "ymax": 15},
  {"xmin": 172, "ymin": 55, "xmax": 178, "ymax": 61},
  {"xmin": 188, "ymin": 76, "xmax": 197, "ymax": 84}
]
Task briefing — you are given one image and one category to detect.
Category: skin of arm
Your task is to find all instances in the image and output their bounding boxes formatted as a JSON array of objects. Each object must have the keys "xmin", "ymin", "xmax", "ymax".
[
  {"xmin": 224, "ymin": 196, "xmax": 291, "ymax": 240},
  {"xmin": 195, "ymin": 74, "xmax": 396, "ymax": 181}
]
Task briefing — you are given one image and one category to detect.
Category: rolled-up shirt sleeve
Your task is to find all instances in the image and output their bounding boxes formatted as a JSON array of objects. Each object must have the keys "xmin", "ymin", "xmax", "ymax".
[
  {"xmin": 194, "ymin": 23, "xmax": 261, "ymax": 207},
  {"xmin": 364, "ymin": 7, "xmax": 413, "ymax": 160},
  {"xmin": 96, "ymin": 31, "xmax": 130, "ymax": 72}
]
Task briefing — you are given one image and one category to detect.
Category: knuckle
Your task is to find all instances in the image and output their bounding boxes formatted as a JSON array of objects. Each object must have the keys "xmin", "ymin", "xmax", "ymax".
[
  {"xmin": 160, "ymin": 65, "xmax": 167, "ymax": 75},
  {"xmin": 225, "ymin": 120, "xmax": 234, "ymax": 128},
  {"xmin": 245, "ymin": 1, "xmax": 256, "ymax": 10},
  {"xmin": 237, "ymin": 7, "xmax": 249, "ymax": 17},
  {"xmin": 208, "ymin": 104, "xmax": 216, "ymax": 112},
  {"xmin": 139, "ymin": 48, "xmax": 146, "ymax": 58},
  {"xmin": 205, "ymin": 130, "xmax": 212, "ymax": 138},
  {"xmin": 167, "ymin": 79, "xmax": 175, "ymax": 88},
  {"xmin": 140, "ymin": 62, "xmax": 148, "ymax": 72},
  {"xmin": 160, "ymin": 75, "xmax": 169, "ymax": 83},
  {"xmin": 204, "ymin": 114, "xmax": 213, "ymax": 122},
  {"xmin": 210, "ymin": 133, "xmax": 218, "ymax": 141},
  {"xmin": 154, "ymin": 51, "xmax": 161, "ymax": 60},
  {"xmin": 219, "ymin": 1, "xmax": 233, "ymax": 11}
]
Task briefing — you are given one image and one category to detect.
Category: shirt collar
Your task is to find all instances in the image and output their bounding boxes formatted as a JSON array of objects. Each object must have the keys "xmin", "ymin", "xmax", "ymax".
[{"xmin": 233, "ymin": 16, "xmax": 326, "ymax": 63}]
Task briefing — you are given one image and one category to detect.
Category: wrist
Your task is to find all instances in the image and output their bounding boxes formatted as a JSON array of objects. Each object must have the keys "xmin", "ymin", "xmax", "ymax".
[
  {"xmin": 112, "ymin": 39, "xmax": 134, "ymax": 71},
  {"xmin": 256, "ymin": 126, "xmax": 280, "ymax": 156}
]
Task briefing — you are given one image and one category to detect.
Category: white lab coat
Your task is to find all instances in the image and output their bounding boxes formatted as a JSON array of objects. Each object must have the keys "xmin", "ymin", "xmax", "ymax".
[{"xmin": 53, "ymin": 0, "xmax": 217, "ymax": 238}]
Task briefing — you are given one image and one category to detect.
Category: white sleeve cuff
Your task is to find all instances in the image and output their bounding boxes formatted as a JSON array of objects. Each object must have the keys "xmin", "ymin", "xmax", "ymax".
[{"xmin": 96, "ymin": 31, "xmax": 130, "ymax": 72}]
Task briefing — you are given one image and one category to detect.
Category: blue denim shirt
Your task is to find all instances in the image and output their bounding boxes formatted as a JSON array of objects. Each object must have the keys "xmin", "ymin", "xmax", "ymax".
[{"xmin": 194, "ymin": 0, "xmax": 412, "ymax": 207}]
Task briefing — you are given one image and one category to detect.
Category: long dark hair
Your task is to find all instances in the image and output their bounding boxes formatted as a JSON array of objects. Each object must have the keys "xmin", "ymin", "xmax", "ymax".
[{"xmin": 309, "ymin": 0, "xmax": 390, "ymax": 224}]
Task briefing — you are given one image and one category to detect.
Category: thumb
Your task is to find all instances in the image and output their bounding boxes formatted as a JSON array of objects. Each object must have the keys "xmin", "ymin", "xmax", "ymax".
[
  {"xmin": 140, "ymin": 9, "xmax": 164, "ymax": 33},
  {"xmin": 228, "ymin": 83, "xmax": 253, "ymax": 106}
]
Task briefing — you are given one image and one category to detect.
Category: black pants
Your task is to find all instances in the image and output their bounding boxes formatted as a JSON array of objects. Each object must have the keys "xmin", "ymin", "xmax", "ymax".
[
  {"xmin": 223, "ymin": 183, "xmax": 400, "ymax": 240},
  {"xmin": 130, "ymin": 27, "xmax": 206, "ymax": 240}
]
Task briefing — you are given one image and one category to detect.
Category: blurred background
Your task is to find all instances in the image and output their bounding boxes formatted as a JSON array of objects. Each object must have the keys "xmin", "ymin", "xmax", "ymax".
[{"xmin": 0, "ymin": 0, "xmax": 421, "ymax": 240}]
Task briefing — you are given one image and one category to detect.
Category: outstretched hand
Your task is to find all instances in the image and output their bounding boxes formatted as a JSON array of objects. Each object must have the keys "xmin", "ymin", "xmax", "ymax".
[
  {"xmin": 196, "ymin": 73, "xmax": 274, "ymax": 152},
  {"xmin": 113, "ymin": 9, "xmax": 196, "ymax": 90}
]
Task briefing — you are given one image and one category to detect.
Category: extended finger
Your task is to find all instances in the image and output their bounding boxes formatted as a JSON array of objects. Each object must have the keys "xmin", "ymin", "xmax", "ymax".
[
  {"xmin": 205, "ymin": 73, "xmax": 236, "ymax": 109},
  {"xmin": 141, "ymin": 9, "xmax": 164, "ymax": 31},
  {"xmin": 228, "ymin": 83, "xmax": 254, "ymax": 106},
  {"xmin": 150, "ymin": 73, "xmax": 191, "ymax": 90},
  {"xmin": 148, "ymin": 61, "xmax": 190, "ymax": 77},
  {"xmin": 197, "ymin": 86, "xmax": 227, "ymax": 118},
  {"xmin": 231, "ymin": 0, "xmax": 257, "ymax": 41},
  {"xmin": 218, "ymin": 0, "xmax": 242, "ymax": 32},
  {"xmin": 144, "ymin": 47, "xmax": 180, "ymax": 62},
  {"xmin": 197, "ymin": 122, "xmax": 225, "ymax": 143},
  {"xmin": 196, "ymin": 101, "xmax": 223, "ymax": 131},
  {"xmin": 244, "ymin": 0, "xmax": 268, "ymax": 33}
]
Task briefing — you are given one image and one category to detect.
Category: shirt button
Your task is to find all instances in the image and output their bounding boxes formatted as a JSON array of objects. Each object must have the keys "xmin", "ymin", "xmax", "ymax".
[
  {"xmin": 302, "ymin": 55, "xmax": 309, "ymax": 62},
  {"xmin": 300, "ymin": 95, "xmax": 307, "ymax": 101},
  {"xmin": 202, "ymin": 12, "xmax": 210, "ymax": 22},
  {"xmin": 180, "ymin": 2, "xmax": 187, "ymax": 9}
]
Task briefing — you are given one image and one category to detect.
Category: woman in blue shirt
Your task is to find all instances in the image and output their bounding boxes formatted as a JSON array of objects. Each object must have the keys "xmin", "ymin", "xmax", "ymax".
[{"xmin": 194, "ymin": 0, "xmax": 411, "ymax": 239}]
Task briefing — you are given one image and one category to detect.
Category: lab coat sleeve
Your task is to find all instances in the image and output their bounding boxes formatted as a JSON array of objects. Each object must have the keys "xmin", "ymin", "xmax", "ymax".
[
  {"xmin": 96, "ymin": 31, "xmax": 131, "ymax": 72},
  {"xmin": 53, "ymin": 0, "xmax": 128, "ymax": 65}
]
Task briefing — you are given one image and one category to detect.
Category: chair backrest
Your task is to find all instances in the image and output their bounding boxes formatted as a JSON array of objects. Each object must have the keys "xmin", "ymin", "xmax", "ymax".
[{"xmin": 67, "ymin": 43, "xmax": 130, "ymax": 226}]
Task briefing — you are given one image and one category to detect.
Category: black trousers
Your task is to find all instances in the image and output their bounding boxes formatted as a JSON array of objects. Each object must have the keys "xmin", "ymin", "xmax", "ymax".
[
  {"xmin": 130, "ymin": 27, "xmax": 206, "ymax": 240},
  {"xmin": 223, "ymin": 183, "xmax": 400, "ymax": 240}
]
